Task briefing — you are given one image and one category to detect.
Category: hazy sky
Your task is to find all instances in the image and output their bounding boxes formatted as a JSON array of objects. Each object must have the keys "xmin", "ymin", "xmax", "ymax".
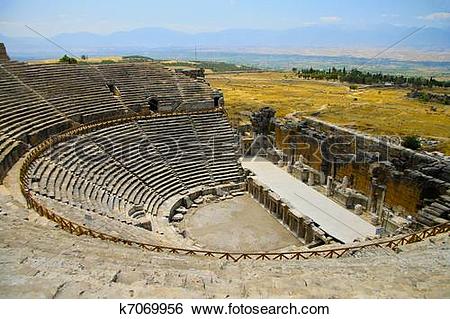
[{"xmin": 1, "ymin": 0, "xmax": 450, "ymax": 36}]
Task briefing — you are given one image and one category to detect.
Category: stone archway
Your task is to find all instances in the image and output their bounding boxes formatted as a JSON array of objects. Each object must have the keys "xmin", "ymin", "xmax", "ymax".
[
  {"xmin": 148, "ymin": 98, "xmax": 159, "ymax": 112},
  {"xmin": 369, "ymin": 162, "xmax": 390, "ymax": 184},
  {"xmin": 213, "ymin": 96, "xmax": 220, "ymax": 107}
]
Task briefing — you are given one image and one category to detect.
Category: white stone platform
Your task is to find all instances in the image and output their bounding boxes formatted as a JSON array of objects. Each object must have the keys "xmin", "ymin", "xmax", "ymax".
[{"xmin": 242, "ymin": 157, "xmax": 376, "ymax": 243}]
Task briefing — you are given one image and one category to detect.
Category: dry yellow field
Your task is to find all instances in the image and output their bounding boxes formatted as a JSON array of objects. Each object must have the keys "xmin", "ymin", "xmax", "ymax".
[
  {"xmin": 208, "ymin": 71, "xmax": 450, "ymax": 154},
  {"xmin": 28, "ymin": 56, "xmax": 124, "ymax": 64}
]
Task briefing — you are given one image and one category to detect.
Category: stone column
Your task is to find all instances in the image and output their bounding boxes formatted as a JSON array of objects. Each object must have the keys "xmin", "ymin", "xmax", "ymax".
[
  {"xmin": 298, "ymin": 218, "xmax": 306, "ymax": 239},
  {"xmin": 342, "ymin": 175, "xmax": 349, "ymax": 190},
  {"xmin": 301, "ymin": 168, "xmax": 309, "ymax": 182},
  {"xmin": 307, "ymin": 171, "xmax": 315, "ymax": 186},
  {"xmin": 263, "ymin": 188, "xmax": 269, "ymax": 207},
  {"xmin": 304, "ymin": 220, "xmax": 314, "ymax": 244},
  {"xmin": 275, "ymin": 199, "xmax": 281, "ymax": 217},
  {"xmin": 258, "ymin": 185, "xmax": 264, "ymax": 203},
  {"xmin": 367, "ymin": 177, "xmax": 377, "ymax": 214},
  {"xmin": 270, "ymin": 197, "xmax": 276, "ymax": 214},
  {"xmin": 326, "ymin": 175, "xmax": 333, "ymax": 196},
  {"xmin": 320, "ymin": 171, "xmax": 326, "ymax": 185},
  {"xmin": 287, "ymin": 164, "xmax": 293, "ymax": 173},
  {"xmin": 280, "ymin": 203, "xmax": 286, "ymax": 221},
  {"xmin": 283, "ymin": 206, "xmax": 289, "ymax": 225},
  {"xmin": 376, "ymin": 185, "xmax": 386, "ymax": 223},
  {"xmin": 287, "ymin": 213, "xmax": 292, "ymax": 229},
  {"xmin": 289, "ymin": 213, "xmax": 296, "ymax": 231}
]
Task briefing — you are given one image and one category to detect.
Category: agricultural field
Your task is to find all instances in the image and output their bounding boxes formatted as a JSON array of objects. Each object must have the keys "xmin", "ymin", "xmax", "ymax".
[{"xmin": 207, "ymin": 71, "xmax": 450, "ymax": 154}]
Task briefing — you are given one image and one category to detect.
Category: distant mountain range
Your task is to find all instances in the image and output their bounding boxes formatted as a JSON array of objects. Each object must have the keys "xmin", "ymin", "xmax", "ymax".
[{"xmin": 1, "ymin": 24, "xmax": 449, "ymax": 60}]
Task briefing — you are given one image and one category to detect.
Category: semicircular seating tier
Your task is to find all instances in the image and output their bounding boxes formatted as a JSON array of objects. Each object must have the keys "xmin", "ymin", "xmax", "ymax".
[
  {"xmin": 26, "ymin": 112, "xmax": 243, "ymax": 227},
  {"xmin": 0, "ymin": 57, "xmax": 219, "ymax": 181}
]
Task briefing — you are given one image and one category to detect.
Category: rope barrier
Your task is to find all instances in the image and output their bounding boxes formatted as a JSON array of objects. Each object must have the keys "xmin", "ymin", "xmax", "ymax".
[{"xmin": 18, "ymin": 113, "xmax": 450, "ymax": 262}]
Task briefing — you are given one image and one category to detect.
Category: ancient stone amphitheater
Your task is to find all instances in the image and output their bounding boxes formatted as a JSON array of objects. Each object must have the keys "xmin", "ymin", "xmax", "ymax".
[{"xmin": 0, "ymin": 43, "xmax": 449, "ymax": 298}]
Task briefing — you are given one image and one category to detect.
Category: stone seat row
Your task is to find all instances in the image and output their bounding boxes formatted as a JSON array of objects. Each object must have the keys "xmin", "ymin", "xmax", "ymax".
[
  {"xmin": 0, "ymin": 66, "xmax": 72, "ymax": 180},
  {"xmin": 96, "ymin": 63, "xmax": 214, "ymax": 109},
  {"xmin": 30, "ymin": 155, "xmax": 161, "ymax": 224},
  {"xmin": 0, "ymin": 59, "xmax": 217, "ymax": 182},
  {"xmin": 27, "ymin": 112, "xmax": 243, "ymax": 225}
]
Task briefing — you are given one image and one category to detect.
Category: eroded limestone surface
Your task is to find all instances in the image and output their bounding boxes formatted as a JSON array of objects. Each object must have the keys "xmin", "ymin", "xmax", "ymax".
[{"xmin": 1, "ymin": 179, "xmax": 449, "ymax": 298}]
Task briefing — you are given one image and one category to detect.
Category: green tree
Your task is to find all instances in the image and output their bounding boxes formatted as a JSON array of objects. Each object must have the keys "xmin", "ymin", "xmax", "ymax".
[
  {"xmin": 402, "ymin": 136, "xmax": 421, "ymax": 150},
  {"xmin": 59, "ymin": 54, "xmax": 78, "ymax": 64}
]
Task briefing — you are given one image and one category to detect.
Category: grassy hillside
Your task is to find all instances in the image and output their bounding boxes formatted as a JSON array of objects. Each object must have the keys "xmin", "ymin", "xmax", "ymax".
[{"xmin": 208, "ymin": 71, "xmax": 450, "ymax": 154}]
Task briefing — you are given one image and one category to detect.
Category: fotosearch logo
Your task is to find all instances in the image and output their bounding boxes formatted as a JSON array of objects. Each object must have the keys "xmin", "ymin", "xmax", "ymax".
[
  {"xmin": 215, "ymin": 302, "xmax": 329, "ymax": 315},
  {"xmin": 67, "ymin": 134, "xmax": 226, "ymax": 165},
  {"xmin": 239, "ymin": 133, "xmax": 391, "ymax": 164}
]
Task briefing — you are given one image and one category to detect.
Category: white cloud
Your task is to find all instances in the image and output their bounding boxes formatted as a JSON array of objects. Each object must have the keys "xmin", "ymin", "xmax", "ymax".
[
  {"xmin": 0, "ymin": 20, "xmax": 21, "ymax": 26},
  {"xmin": 419, "ymin": 12, "xmax": 450, "ymax": 20},
  {"xmin": 319, "ymin": 16, "xmax": 342, "ymax": 24},
  {"xmin": 381, "ymin": 13, "xmax": 399, "ymax": 18}
]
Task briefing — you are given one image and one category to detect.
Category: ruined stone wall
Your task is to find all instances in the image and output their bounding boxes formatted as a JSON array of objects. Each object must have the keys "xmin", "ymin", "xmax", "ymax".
[
  {"xmin": 384, "ymin": 176, "xmax": 422, "ymax": 214},
  {"xmin": 335, "ymin": 162, "xmax": 422, "ymax": 215},
  {"xmin": 274, "ymin": 125, "xmax": 287, "ymax": 150},
  {"xmin": 274, "ymin": 124, "xmax": 323, "ymax": 171},
  {"xmin": 335, "ymin": 163, "xmax": 371, "ymax": 195},
  {"xmin": 275, "ymin": 117, "xmax": 450, "ymax": 217},
  {"xmin": 0, "ymin": 43, "xmax": 10, "ymax": 63}
]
